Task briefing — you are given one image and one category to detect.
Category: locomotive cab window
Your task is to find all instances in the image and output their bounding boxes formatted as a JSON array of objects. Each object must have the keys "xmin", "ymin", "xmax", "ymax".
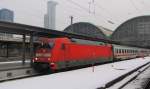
[{"xmin": 37, "ymin": 42, "xmax": 54, "ymax": 50}]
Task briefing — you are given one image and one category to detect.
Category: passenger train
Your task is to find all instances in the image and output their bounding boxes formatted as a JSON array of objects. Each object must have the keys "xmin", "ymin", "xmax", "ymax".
[{"xmin": 32, "ymin": 37, "xmax": 150, "ymax": 72}]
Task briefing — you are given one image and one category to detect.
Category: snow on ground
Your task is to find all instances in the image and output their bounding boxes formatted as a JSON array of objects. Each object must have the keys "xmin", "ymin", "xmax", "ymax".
[{"xmin": 0, "ymin": 57, "xmax": 150, "ymax": 89}]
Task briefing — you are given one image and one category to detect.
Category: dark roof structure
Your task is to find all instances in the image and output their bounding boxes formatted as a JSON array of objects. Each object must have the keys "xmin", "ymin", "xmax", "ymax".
[
  {"xmin": 111, "ymin": 16, "xmax": 150, "ymax": 48},
  {"xmin": 0, "ymin": 21, "xmax": 146, "ymax": 48},
  {"xmin": 64, "ymin": 22, "xmax": 108, "ymax": 40},
  {"xmin": 0, "ymin": 21, "xmax": 113, "ymax": 43}
]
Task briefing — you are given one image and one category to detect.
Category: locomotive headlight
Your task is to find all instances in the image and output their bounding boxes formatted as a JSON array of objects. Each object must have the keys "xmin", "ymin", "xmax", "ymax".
[{"xmin": 35, "ymin": 58, "xmax": 38, "ymax": 60}]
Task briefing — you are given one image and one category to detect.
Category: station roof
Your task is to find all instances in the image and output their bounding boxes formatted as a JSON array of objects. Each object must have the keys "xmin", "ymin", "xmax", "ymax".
[
  {"xmin": 111, "ymin": 16, "xmax": 150, "ymax": 48},
  {"xmin": 0, "ymin": 21, "xmax": 147, "ymax": 48},
  {"xmin": 64, "ymin": 22, "xmax": 109, "ymax": 40}
]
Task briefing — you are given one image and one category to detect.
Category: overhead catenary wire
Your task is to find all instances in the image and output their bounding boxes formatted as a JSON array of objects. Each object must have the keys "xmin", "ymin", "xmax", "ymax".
[
  {"xmin": 90, "ymin": 0, "xmax": 117, "ymax": 24},
  {"xmin": 65, "ymin": 0, "xmax": 115, "ymax": 25},
  {"xmin": 137, "ymin": 0, "xmax": 150, "ymax": 12},
  {"xmin": 129, "ymin": 0, "xmax": 141, "ymax": 13},
  {"xmin": 93, "ymin": 1, "xmax": 119, "ymax": 23}
]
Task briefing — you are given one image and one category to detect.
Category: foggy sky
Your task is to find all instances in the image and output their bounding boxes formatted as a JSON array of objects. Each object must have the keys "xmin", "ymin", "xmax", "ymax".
[{"xmin": 0, "ymin": 0, "xmax": 150, "ymax": 31}]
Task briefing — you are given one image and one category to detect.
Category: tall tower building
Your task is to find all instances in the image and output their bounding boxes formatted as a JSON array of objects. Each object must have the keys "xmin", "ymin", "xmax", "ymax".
[
  {"xmin": 0, "ymin": 8, "xmax": 14, "ymax": 38},
  {"xmin": 44, "ymin": 1, "xmax": 57, "ymax": 29},
  {"xmin": 0, "ymin": 8, "xmax": 14, "ymax": 22}
]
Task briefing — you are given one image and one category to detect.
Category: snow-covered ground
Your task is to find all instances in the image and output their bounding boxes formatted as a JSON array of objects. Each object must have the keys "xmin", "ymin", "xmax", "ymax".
[{"xmin": 0, "ymin": 57, "xmax": 150, "ymax": 89}]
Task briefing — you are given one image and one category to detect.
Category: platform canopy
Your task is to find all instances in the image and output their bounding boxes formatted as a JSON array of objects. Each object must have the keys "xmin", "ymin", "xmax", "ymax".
[{"xmin": 111, "ymin": 16, "xmax": 150, "ymax": 48}]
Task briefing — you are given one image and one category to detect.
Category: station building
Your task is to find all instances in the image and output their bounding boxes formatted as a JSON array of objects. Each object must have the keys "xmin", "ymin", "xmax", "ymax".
[
  {"xmin": 64, "ymin": 22, "xmax": 111, "ymax": 40},
  {"xmin": 111, "ymin": 16, "xmax": 150, "ymax": 48}
]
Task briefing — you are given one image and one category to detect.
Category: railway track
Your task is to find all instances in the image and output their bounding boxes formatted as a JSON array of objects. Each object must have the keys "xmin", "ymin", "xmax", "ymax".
[
  {"xmin": 119, "ymin": 62, "xmax": 150, "ymax": 89},
  {"xmin": 144, "ymin": 79, "xmax": 150, "ymax": 89},
  {"xmin": 97, "ymin": 61, "xmax": 150, "ymax": 89}
]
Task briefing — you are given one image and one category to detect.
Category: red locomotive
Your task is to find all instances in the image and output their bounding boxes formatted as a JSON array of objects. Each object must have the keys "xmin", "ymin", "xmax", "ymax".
[
  {"xmin": 33, "ymin": 37, "xmax": 150, "ymax": 72},
  {"xmin": 33, "ymin": 37, "xmax": 113, "ymax": 72}
]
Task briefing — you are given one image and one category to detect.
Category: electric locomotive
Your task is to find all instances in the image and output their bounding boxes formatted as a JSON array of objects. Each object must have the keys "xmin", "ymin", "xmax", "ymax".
[{"xmin": 33, "ymin": 37, "xmax": 113, "ymax": 72}]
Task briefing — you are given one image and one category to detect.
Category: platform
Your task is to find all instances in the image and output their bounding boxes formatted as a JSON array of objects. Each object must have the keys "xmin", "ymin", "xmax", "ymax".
[{"xmin": 0, "ymin": 60, "xmax": 30, "ymax": 71}]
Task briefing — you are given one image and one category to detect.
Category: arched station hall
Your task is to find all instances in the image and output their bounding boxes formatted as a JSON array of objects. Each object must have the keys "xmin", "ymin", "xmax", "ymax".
[{"xmin": 111, "ymin": 16, "xmax": 150, "ymax": 48}]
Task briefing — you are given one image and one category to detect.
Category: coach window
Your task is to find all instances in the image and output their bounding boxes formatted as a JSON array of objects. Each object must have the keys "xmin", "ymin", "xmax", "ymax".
[
  {"xmin": 132, "ymin": 50, "xmax": 134, "ymax": 53},
  {"xmin": 122, "ymin": 50, "xmax": 124, "ymax": 53},
  {"xmin": 129, "ymin": 50, "xmax": 131, "ymax": 53},
  {"xmin": 115, "ymin": 49, "xmax": 117, "ymax": 53},
  {"xmin": 119, "ymin": 49, "xmax": 121, "ymax": 53},
  {"xmin": 117, "ymin": 49, "xmax": 119, "ymax": 53}
]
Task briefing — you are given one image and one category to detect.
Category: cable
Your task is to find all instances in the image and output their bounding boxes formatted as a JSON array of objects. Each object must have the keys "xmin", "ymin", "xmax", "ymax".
[
  {"xmin": 93, "ymin": 2, "xmax": 119, "ymax": 22},
  {"xmin": 138, "ymin": 0, "xmax": 150, "ymax": 11},
  {"xmin": 65, "ymin": 0, "xmax": 89, "ymax": 13},
  {"xmin": 90, "ymin": 0, "xmax": 117, "ymax": 24},
  {"xmin": 129, "ymin": 0, "xmax": 141, "ymax": 13},
  {"xmin": 65, "ymin": 0, "xmax": 115, "ymax": 24}
]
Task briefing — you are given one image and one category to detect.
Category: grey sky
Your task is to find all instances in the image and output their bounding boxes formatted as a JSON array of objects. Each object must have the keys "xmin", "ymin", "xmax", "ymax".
[{"xmin": 0, "ymin": 0, "xmax": 150, "ymax": 31}]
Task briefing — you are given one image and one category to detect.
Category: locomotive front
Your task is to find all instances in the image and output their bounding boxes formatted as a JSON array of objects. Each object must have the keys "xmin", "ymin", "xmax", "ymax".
[{"xmin": 33, "ymin": 38, "xmax": 55, "ymax": 72}]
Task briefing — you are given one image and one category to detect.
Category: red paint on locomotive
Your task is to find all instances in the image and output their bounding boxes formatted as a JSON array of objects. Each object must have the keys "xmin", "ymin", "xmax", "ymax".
[{"xmin": 33, "ymin": 37, "xmax": 113, "ymax": 71}]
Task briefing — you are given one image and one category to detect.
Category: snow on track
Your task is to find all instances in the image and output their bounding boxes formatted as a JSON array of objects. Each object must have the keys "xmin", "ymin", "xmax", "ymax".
[{"xmin": 0, "ymin": 57, "xmax": 150, "ymax": 89}]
